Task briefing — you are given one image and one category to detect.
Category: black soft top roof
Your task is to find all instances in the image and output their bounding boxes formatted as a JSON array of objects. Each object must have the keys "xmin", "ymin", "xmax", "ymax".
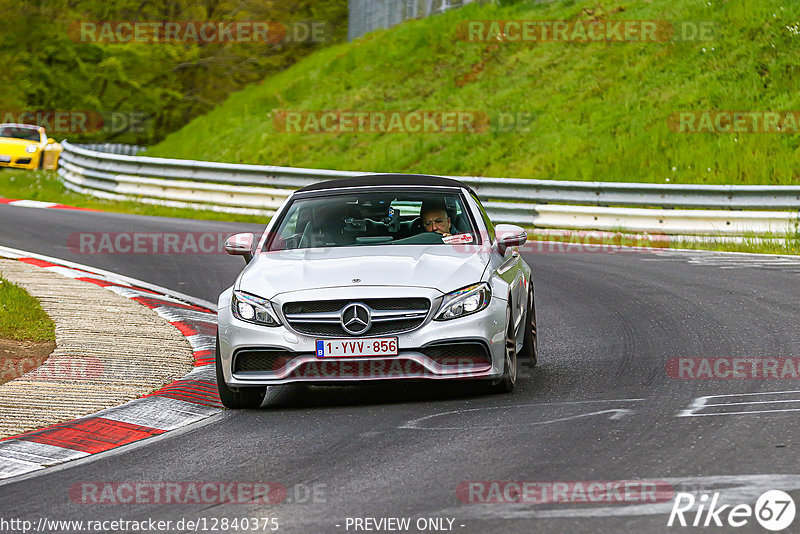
[{"xmin": 296, "ymin": 173, "xmax": 473, "ymax": 194}]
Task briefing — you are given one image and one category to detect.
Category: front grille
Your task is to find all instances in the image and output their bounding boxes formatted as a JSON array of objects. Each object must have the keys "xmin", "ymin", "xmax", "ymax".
[
  {"xmin": 284, "ymin": 301, "xmax": 346, "ymax": 315},
  {"xmin": 419, "ymin": 342, "xmax": 492, "ymax": 368},
  {"xmin": 368, "ymin": 318, "xmax": 425, "ymax": 335},
  {"xmin": 284, "ymin": 298, "xmax": 428, "ymax": 315},
  {"xmin": 283, "ymin": 298, "xmax": 430, "ymax": 337},
  {"xmin": 233, "ymin": 349, "xmax": 297, "ymax": 373},
  {"xmin": 289, "ymin": 322, "xmax": 344, "ymax": 337}
]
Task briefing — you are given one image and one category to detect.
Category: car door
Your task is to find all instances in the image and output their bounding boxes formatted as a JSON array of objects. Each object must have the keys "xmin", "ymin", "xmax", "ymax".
[
  {"xmin": 499, "ymin": 248, "xmax": 525, "ymax": 341},
  {"xmin": 471, "ymin": 193, "xmax": 526, "ymax": 340}
]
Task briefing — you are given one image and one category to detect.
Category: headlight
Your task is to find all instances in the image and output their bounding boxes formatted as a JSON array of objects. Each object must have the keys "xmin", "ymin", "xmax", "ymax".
[
  {"xmin": 232, "ymin": 291, "xmax": 281, "ymax": 327},
  {"xmin": 25, "ymin": 145, "xmax": 37, "ymax": 153},
  {"xmin": 435, "ymin": 283, "xmax": 491, "ymax": 321}
]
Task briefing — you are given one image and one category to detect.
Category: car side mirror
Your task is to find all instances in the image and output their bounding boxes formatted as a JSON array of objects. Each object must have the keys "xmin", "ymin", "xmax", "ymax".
[
  {"xmin": 225, "ymin": 233, "xmax": 254, "ymax": 264},
  {"xmin": 495, "ymin": 224, "xmax": 527, "ymax": 256},
  {"xmin": 47, "ymin": 138, "xmax": 56, "ymax": 144}
]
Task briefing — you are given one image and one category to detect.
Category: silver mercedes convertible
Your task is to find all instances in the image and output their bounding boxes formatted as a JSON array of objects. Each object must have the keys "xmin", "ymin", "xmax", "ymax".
[{"xmin": 216, "ymin": 174, "xmax": 538, "ymax": 408}]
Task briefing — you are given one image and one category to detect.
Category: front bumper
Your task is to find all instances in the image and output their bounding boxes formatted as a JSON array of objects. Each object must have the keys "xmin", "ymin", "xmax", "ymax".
[
  {"xmin": 217, "ymin": 286, "xmax": 508, "ymax": 386},
  {"xmin": 0, "ymin": 153, "xmax": 39, "ymax": 170}
]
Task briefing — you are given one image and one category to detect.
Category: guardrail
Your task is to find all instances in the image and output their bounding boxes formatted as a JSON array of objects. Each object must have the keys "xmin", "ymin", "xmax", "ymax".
[
  {"xmin": 57, "ymin": 141, "xmax": 800, "ymax": 235},
  {"xmin": 77, "ymin": 143, "xmax": 146, "ymax": 156}
]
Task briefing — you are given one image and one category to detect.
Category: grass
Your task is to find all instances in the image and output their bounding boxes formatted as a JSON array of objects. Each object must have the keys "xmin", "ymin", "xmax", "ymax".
[
  {"xmin": 0, "ymin": 275, "xmax": 55, "ymax": 342},
  {"xmin": 145, "ymin": 0, "xmax": 800, "ymax": 185},
  {"xmin": 0, "ymin": 169, "xmax": 267, "ymax": 224}
]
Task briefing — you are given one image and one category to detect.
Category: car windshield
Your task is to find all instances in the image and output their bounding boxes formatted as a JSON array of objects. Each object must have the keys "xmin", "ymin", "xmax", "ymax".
[
  {"xmin": 266, "ymin": 191, "xmax": 477, "ymax": 251},
  {"xmin": 0, "ymin": 126, "xmax": 41, "ymax": 142}
]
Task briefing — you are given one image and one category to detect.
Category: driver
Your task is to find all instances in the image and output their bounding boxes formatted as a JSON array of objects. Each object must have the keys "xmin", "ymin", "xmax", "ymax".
[{"xmin": 420, "ymin": 200, "xmax": 453, "ymax": 237}]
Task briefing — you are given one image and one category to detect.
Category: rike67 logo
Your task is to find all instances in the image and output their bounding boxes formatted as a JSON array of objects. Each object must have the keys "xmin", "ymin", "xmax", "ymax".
[{"xmin": 668, "ymin": 490, "xmax": 796, "ymax": 531}]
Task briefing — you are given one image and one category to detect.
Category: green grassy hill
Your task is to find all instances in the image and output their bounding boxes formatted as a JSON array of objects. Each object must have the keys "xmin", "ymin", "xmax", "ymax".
[{"xmin": 147, "ymin": 0, "xmax": 800, "ymax": 185}]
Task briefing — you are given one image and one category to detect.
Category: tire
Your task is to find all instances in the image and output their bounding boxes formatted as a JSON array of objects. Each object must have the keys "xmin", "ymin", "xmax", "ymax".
[
  {"xmin": 520, "ymin": 285, "xmax": 538, "ymax": 368},
  {"xmin": 215, "ymin": 333, "xmax": 266, "ymax": 409},
  {"xmin": 490, "ymin": 305, "xmax": 517, "ymax": 393}
]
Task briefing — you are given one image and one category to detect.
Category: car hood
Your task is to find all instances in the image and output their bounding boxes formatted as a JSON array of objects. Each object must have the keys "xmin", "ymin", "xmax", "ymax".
[
  {"xmin": 0, "ymin": 138, "xmax": 38, "ymax": 154},
  {"xmin": 238, "ymin": 245, "xmax": 492, "ymax": 298}
]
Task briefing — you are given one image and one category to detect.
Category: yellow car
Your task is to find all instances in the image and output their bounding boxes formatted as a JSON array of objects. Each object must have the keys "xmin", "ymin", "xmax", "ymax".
[{"xmin": 0, "ymin": 123, "xmax": 62, "ymax": 170}]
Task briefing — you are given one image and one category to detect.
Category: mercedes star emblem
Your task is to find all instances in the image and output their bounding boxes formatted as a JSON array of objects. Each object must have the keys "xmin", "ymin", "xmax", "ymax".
[{"xmin": 341, "ymin": 303, "xmax": 371, "ymax": 335}]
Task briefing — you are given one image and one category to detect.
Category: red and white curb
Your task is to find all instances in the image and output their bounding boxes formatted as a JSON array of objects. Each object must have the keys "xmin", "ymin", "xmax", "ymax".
[
  {"xmin": 0, "ymin": 197, "xmax": 99, "ymax": 212},
  {"xmin": 0, "ymin": 246, "xmax": 222, "ymax": 480}
]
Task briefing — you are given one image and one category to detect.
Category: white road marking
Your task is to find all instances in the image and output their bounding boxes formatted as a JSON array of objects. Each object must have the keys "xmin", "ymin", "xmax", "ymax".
[
  {"xmin": 43, "ymin": 266, "xmax": 92, "ymax": 279},
  {"xmin": 0, "ymin": 440, "xmax": 90, "ymax": 464},
  {"xmin": 705, "ymin": 399, "xmax": 800, "ymax": 407},
  {"xmin": 100, "ymin": 396, "xmax": 219, "ymax": 431},
  {"xmin": 0, "ymin": 440, "xmax": 90, "ymax": 479},
  {"xmin": 0, "ymin": 458, "xmax": 45, "ymax": 479},
  {"xmin": 185, "ymin": 333, "xmax": 215, "ymax": 352},
  {"xmin": 678, "ymin": 390, "xmax": 800, "ymax": 417},
  {"xmin": 686, "ymin": 408, "xmax": 800, "ymax": 417},
  {"xmin": 9, "ymin": 200, "xmax": 59, "ymax": 209},
  {"xmin": 182, "ymin": 366, "xmax": 216, "ymax": 381},
  {"xmin": 646, "ymin": 250, "xmax": 800, "ymax": 272},
  {"xmin": 401, "ymin": 399, "xmax": 643, "ymax": 430},
  {"xmin": 154, "ymin": 307, "xmax": 217, "ymax": 324}
]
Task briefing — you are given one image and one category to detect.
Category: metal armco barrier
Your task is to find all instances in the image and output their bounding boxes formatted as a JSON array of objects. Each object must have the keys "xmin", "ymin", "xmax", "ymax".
[
  {"xmin": 57, "ymin": 141, "xmax": 800, "ymax": 235},
  {"xmin": 77, "ymin": 143, "xmax": 146, "ymax": 156}
]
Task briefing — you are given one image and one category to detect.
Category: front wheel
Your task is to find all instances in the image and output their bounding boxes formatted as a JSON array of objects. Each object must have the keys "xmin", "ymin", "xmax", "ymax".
[
  {"xmin": 216, "ymin": 334, "xmax": 266, "ymax": 409},
  {"xmin": 490, "ymin": 306, "xmax": 517, "ymax": 394}
]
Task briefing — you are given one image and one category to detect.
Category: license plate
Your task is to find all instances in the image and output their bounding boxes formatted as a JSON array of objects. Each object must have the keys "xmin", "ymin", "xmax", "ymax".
[
  {"xmin": 0, "ymin": 155, "xmax": 10, "ymax": 163},
  {"xmin": 316, "ymin": 337, "xmax": 398, "ymax": 358}
]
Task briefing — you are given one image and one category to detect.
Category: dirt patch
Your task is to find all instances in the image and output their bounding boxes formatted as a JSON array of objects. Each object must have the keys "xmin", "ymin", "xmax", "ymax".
[{"xmin": 0, "ymin": 338, "xmax": 56, "ymax": 385}]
